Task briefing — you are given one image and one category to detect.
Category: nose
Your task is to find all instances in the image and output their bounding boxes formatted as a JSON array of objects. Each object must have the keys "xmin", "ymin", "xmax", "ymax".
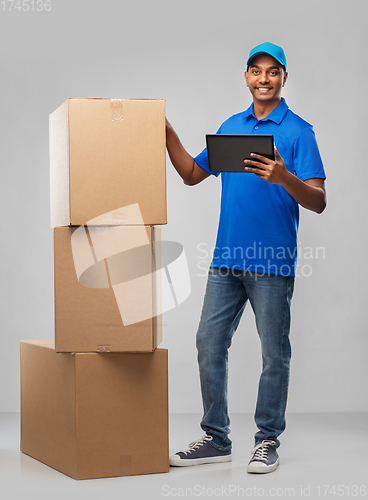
[{"xmin": 258, "ymin": 71, "xmax": 270, "ymax": 84}]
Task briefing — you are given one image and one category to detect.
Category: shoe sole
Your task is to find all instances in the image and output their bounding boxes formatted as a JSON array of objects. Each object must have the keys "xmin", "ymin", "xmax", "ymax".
[
  {"xmin": 247, "ymin": 457, "xmax": 279, "ymax": 474},
  {"xmin": 170, "ymin": 454, "xmax": 232, "ymax": 467}
]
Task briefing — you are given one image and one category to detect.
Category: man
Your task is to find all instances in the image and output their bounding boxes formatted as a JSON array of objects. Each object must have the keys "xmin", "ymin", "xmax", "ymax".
[{"xmin": 166, "ymin": 42, "xmax": 326, "ymax": 474}]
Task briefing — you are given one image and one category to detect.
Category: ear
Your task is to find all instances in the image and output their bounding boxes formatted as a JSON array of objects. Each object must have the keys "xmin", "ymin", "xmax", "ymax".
[
  {"xmin": 244, "ymin": 70, "xmax": 249, "ymax": 88},
  {"xmin": 282, "ymin": 71, "xmax": 288, "ymax": 87}
]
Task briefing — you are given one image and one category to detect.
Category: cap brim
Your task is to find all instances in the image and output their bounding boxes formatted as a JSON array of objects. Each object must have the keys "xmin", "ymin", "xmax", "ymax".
[{"xmin": 246, "ymin": 52, "xmax": 286, "ymax": 70}]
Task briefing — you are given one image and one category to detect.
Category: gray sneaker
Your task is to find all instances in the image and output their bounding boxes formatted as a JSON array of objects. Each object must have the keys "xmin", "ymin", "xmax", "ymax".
[
  {"xmin": 247, "ymin": 440, "xmax": 279, "ymax": 474},
  {"xmin": 169, "ymin": 434, "xmax": 232, "ymax": 467}
]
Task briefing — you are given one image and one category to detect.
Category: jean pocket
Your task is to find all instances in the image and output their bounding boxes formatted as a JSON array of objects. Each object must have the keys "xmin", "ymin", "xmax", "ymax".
[{"xmin": 208, "ymin": 266, "xmax": 220, "ymax": 276}]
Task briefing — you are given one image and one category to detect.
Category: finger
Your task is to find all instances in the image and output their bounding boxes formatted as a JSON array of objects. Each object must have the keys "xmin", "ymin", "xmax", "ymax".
[
  {"xmin": 274, "ymin": 146, "xmax": 281, "ymax": 160},
  {"xmin": 253, "ymin": 170, "xmax": 269, "ymax": 181},
  {"xmin": 249, "ymin": 152, "xmax": 271, "ymax": 163},
  {"xmin": 254, "ymin": 170, "xmax": 270, "ymax": 181},
  {"xmin": 244, "ymin": 159, "xmax": 267, "ymax": 170},
  {"xmin": 244, "ymin": 166, "xmax": 266, "ymax": 175}
]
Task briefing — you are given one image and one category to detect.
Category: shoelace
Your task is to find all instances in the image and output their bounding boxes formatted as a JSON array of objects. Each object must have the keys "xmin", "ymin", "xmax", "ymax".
[
  {"xmin": 250, "ymin": 440, "xmax": 276, "ymax": 463},
  {"xmin": 182, "ymin": 434, "xmax": 213, "ymax": 456}
]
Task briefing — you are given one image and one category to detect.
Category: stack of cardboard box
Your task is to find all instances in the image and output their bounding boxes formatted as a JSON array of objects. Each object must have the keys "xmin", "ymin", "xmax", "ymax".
[{"xmin": 20, "ymin": 99, "xmax": 170, "ymax": 479}]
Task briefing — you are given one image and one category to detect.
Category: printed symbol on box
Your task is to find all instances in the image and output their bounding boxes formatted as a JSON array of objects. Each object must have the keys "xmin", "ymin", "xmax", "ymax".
[{"xmin": 71, "ymin": 203, "xmax": 191, "ymax": 326}]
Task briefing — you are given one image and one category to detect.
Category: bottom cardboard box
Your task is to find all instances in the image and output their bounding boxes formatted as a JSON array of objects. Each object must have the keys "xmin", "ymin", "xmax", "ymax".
[{"xmin": 20, "ymin": 340, "xmax": 169, "ymax": 479}]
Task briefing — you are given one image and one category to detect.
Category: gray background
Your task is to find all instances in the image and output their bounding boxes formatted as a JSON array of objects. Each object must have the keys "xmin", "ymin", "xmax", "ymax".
[{"xmin": 0, "ymin": 0, "xmax": 367, "ymax": 416}]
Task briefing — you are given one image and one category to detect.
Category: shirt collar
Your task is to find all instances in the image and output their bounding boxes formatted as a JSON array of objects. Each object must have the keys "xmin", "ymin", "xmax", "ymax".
[{"xmin": 242, "ymin": 97, "xmax": 289, "ymax": 124}]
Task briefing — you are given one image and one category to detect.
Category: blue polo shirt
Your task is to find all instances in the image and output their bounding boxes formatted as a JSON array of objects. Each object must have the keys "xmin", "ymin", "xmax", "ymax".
[{"xmin": 194, "ymin": 98, "xmax": 326, "ymax": 276}]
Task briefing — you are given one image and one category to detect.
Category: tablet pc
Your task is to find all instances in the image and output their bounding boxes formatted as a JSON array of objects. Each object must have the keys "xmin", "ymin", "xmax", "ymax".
[{"xmin": 206, "ymin": 134, "xmax": 274, "ymax": 173}]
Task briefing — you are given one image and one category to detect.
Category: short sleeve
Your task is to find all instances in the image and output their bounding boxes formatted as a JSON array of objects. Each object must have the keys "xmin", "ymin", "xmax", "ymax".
[
  {"xmin": 193, "ymin": 124, "xmax": 223, "ymax": 177},
  {"xmin": 293, "ymin": 127, "xmax": 326, "ymax": 181}
]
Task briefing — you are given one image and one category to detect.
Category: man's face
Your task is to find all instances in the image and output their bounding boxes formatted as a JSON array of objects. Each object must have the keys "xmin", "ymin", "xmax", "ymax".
[{"xmin": 244, "ymin": 54, "xmax": 288, "ymax": 103}]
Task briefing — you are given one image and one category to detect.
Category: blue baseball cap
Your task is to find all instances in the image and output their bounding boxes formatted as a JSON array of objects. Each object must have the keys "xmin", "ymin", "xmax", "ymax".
[{"xmin": 246, "ymin": 42, "xmax": 287, "ymax": 71}]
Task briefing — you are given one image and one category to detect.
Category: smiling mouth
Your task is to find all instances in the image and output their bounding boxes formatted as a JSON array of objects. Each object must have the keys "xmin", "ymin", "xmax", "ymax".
[{"xmin": 256, "ymin": 87, "xmax": 272, "ymax": 92}]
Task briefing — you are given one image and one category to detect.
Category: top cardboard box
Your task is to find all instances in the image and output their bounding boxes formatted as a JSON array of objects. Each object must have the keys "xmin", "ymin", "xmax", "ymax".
[{"xmin": 49, "ymin": 98, "xmax": 167, "ymax": 228}]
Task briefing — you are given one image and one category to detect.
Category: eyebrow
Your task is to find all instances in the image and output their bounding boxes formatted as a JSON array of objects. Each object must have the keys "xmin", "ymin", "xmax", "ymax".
[{"xmin": 250, "ymin": 65, "xmax": 281, "ymax": 71}]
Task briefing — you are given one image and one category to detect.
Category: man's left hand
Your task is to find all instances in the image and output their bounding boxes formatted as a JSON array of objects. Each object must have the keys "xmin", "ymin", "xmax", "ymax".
[{"xmin": 244, "ymin": 147, "xmax": 289, "ymax": 185}]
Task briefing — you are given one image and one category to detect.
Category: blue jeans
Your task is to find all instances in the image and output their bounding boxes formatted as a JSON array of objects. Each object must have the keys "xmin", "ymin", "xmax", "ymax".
[{"xmin": 196, "ymin": 267, "xmax": 295, "ymax": 450}]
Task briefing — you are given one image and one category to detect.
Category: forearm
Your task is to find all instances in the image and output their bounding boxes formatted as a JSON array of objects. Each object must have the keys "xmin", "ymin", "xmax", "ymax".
[
  {"xmin": 281, "ymin": 171, "xmax": 326, "ymax": 214},
  {"xmin": 166, "ymin": 120, "xmax": 195, "ymax": 184}
]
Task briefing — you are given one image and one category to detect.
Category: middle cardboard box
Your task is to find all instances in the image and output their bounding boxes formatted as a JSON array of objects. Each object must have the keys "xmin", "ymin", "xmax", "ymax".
[{"xmin": 54, "ymin": 223, "xmax": 164, "ymax": 353}]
